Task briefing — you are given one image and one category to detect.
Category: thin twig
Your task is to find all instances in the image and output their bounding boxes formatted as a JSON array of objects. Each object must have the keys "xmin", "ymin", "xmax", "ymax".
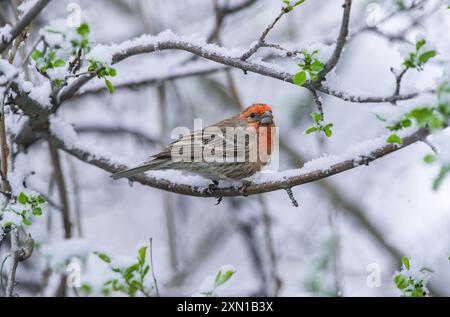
[
  {"xmin": 149, "ymin": 238, "xmax": 160, "ymax": 297},
  {"xmin": 391, "ymin": 67, "xmax": 408, "ymax": 105},
  {"xmin": 48, "ymin": 140, "xmax": 72, "ymax": 238},
  {"xmin": 310, "ymin": 89, "xmax": 324, "ymax": 120},
  {"xmin": 317, "ymin": 0, "xmax": 352, "ymax": 83},
  {"xmin": 285, "ymin": 187, "xmax": 299, "ymax": 207},
  {"xmin": 240, "ymin": 6, "xmax": 289, "ymax": 60}
]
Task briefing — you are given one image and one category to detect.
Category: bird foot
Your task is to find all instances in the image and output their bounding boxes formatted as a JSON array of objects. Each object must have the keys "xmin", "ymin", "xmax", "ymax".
[
  {"xmin": 238, "ymin": 180, "xmax": 252, "ymax": 197},
  {"xmin": 208, "ymin": 180, "xmax": 219, "ymax": 193},
  {"xmin": 208, "ymin": 181, "xmax": 223, "ymax": 205}
]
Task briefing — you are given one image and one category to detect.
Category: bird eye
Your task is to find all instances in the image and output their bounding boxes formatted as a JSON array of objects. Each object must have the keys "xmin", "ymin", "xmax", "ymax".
[{"xmin": 250, "ymin": 113, "xmax": 256, "ymax": 119}]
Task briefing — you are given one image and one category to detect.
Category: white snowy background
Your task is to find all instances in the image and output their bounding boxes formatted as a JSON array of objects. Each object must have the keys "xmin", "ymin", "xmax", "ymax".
[{"xmin": 2, "ymin": 0, "xmax": 450, "ymax": 297}]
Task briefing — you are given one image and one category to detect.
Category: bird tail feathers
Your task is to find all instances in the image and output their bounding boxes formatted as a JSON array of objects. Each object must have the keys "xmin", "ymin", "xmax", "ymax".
[{"xmin": 111, "ymin": 160, "xmax": 167, "ymax": 180}]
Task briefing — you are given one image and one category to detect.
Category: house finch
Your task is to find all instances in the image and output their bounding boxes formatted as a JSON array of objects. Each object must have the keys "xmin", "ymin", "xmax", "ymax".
[{"xmin": 112, "ymin": 104, "xmax": 275, "ymax": 190}]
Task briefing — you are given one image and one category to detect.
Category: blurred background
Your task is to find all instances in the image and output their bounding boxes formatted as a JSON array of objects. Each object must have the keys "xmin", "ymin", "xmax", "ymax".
[{"xmin": 1, "ymin": 0, "xmax": 450, "ymax": 297}]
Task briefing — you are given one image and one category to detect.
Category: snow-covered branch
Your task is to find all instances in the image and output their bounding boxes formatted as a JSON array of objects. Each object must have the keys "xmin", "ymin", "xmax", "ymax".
[
  {"xmin": 0, "ymin": 0, "xmax": 51, "ymax": 53},
  {"xmin": 56, "ymin": 30, "xmax": 430, "ymax": 106},
  {"xmin": 48, "ymin": 126, "xmax": 430, "ymax": 199}
]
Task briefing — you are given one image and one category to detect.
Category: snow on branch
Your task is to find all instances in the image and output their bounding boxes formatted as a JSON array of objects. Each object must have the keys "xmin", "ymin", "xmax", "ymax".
[
  {"xmin": 56, "ymin": 29, "xmax": 431, "ymax": 106},
  {"xmin": 0, "ymin": 0, "xmax": 51, "ymax": 53},
  {"xmin": 47, "ymin": 120, "xmax": 430, "ymax": 199}
]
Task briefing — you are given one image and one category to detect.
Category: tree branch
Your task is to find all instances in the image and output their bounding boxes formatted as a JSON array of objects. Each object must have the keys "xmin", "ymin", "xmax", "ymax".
[
  {"xmin": 55, "ymin": 32, "xmax": 429, "ymax": 106},
  {"xmin": 48, "ymin": 140, "xmax": 72, "ymax": 238},
  {"xmin": 5, "ymin": 228, "xmax": 19, "ymax": 297},
  {"xmin": 47, "ymin": 127, "xmax": 430, "ymax": 199},
  {"xmin": 240, "ymin": 6, "xmax": 289, "ymax": 60},
  {"xmin": 0, "ymin": 0, "xmax": 51, "ymax": 53},
  {"xmin": 317, "ymin": 0, "xmax": 352, "ymax": 82}
]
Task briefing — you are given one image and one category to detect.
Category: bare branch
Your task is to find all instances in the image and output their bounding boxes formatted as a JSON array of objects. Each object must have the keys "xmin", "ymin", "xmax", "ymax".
[
  {"xmin": 5, "ymin": 228, "xmax": 19, "ymax": 297},
  {"xmin": 391, "ymin": 67, "xmax": 408, "ymax": 105},
  {"xmin": 48, "ymin": 140, "xmax": 72, "ymax": 238},
  {"xmin": 240, "ymin": 4, "xmax": 292, "ymax": 61},
  {"xmin": 149, "ymin": 238, "xmax": 160, "ymax": 297},
  {"xmin": 317, "ymin": 0, "xmax": 352, "ymax": 82}
]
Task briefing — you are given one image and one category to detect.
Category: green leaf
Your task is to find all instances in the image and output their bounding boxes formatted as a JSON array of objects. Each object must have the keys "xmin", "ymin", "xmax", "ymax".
[
  {"xmin": 18, "ymin": 192, "xmax": 29, "ymax": 204},
  {"xmin": 402, "ymin": 256, "xmax": 410, "ymax": 270},
  {"xmin": 77, "ymin": 23, "xmax": 90, "ymax": 37},
  {"xmin": 420, "ymin": 267, "xmax": 434, "ymax": 273},
  {"xmin": 31, "ymin": 49, "xmax": 43, "ymax": 61},
  {"xmin": 311, "ymin": 60, "xmax": 324, "ymax": 72},
  {"xmin": 415, "ymin": 39, "xmax": 426, "ymax": 51},
  {"xmin": 214, "ymin": 269, "xmax": 235, "ymax": 287},
  {"xmin": 32, "ymin": 207, "xmax": 43, "ymax": 216},
  {"xmin": 53, "ymin": 59, "xmax": 66, "ymax": 67},
  {"xmin": 305, "ymin": 127, "xmax": 319, "ymax": 134},
  {"xmin": 432, "ymin": 165, "xmax": 450, "ymax": 191},
  {"xmin": 130, "ymin": 280, "xmax": 143, "ymax": 289},
  {"xmin": 408, "ymin": 107, "xmax": 434, "ymax": 127},
  {"xmin": 401, "ymin": 118, "xmax": 412, "ymax": 128},
  {"xmin": 394, "ymin": 274, "xmax": 408, "ymax": 290},
  {"xmin": 423, "ymin": 154, "xmax": 436, "ymax": 164},
  {"xmin": 138, "ymin": 246, "xmax": 147, "ymax": 265},
  {"xmin": 81, "ymin": 283, "xmax": 92, "ymax": 293},
  {"xmin": 36, "ymin": 195, "xmax": 45, "ymax": 204},
  {"xmin": 94, "ymin": 251, "xmax": 112, "ymax": 263},
  {"xmin": 323, "ymin": 123, "xmax": 333, "ymax": 138},
  {"xmin": 22, "ymin": 218, "xmax": 32, "ymax": 226},
  {"xmin": 107, "ymin": 67, "xmax": 117, "ymax": 77},
  {"xmin": 418, "ymin": 51, "xmax": 436, "ymax": 66},
  {"xmin": 310, "ymin": 111, "xmax": 322, "ymax": 124},
  {"xmin": 142, "ymin": 265, "xmax": 150, "ymax": 278},
  {"xmin": 387, "ymin": 134, "xmax": 403, "ymax": 145},
  {"xmin": 428, "ymin": 114, "xmax": 444, "ymax": 130},
  {"xmin": 124, "ymin": 263, "xmax": 140, "ymax": 278},
  {"xmin": 105, "ymin": 79, "xmax": 114, "ymax": 94},
  {"xmin": 411, "ymin": 288, "xmax": 424, "ymax": 297},
  {"xmin": 293, "ymin": 71, "xmax": 307, "ymax": 86}
]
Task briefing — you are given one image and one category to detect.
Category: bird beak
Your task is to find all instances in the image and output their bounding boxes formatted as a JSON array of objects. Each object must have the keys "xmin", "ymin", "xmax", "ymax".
[{"xmin": 259, "ymin": 111, "xmax": 273, "ymax": 125}]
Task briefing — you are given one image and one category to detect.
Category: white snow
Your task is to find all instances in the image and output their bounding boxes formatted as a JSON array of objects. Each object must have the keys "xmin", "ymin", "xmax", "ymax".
[
  {"xmin": 41, "ymin": 239, "xmax": 91, "ymax": 270},
  {"xmin": 49, "ymin": 115, "xmax": 132, "ymax": 168},
  {"xmin": 305, "ymin": 42, "xmax": 335, "ymax": 62},
  {"xmin": 252, "ymin": 128, "xmax": 416, "ymax": 184},
  {"xmin": 18, "ymin": 0, "xmax": 38, "ymax": 17},
  {"xmin": 47, "ymin": 65, "xmax": 69, "ymax": 81},
  {"xmin": 218, "ymin": 264, "xmax": 236, "ymax": 275},
  {"xmin": 0, "ymin": 60, "xmax": 53, "ymax": 108},
  {"xmin": 27, "ymin": 80, "xmax": 52, "ymax": 106},
  {"xmin": 0, "ymin": 207, "xmax": 22, "ymax": 228},
  {"xmin": 0, "ymin": 59, "xmax": 18, "ymax": 84},
  {"xmin": 0, "ymin": 24, "xmax": 12, "ymax": 43},
  {"xmin": 87, "ymin": 29, "xmax": 246, "ymax": 65},
  {"xmin": 429, "ymin": 127, "xmax": 450, "ymax": 162}
]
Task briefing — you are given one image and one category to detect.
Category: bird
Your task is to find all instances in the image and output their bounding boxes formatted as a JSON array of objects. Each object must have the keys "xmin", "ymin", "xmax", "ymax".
[{"xmin": 111, "ymin": 104, "xmax": 275, "ymax": 194}]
